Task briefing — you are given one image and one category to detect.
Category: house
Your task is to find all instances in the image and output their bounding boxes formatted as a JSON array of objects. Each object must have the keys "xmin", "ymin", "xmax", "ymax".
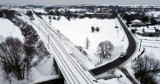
[{"xmin": 141, "ymin": 28, "xmax": 156, "ymax": 36}]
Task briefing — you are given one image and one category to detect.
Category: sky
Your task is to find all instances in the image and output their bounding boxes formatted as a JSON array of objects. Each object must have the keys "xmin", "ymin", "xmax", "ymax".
[{"xmin": 0, "ymin": 0, "xmax": 159, "ymax": 6}]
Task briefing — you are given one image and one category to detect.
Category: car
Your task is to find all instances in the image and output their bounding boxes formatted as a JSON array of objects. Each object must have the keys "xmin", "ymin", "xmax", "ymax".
[{"xmin": 120, "ymin": 52, "xmax": 126, "ymax": 58}]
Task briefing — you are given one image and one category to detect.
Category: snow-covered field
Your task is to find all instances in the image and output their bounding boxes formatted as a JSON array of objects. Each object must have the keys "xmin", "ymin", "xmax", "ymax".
[
  {"xmin": 2, "ymin": 8, "xmax": 157, "ymax": 84},
  {"xmin": 42, "ymin": 16, "xmax": 128, "ymax": 68},
  {"xmin": 40, "ymin": 15, "xmax": 133, "ymax": 84},
  {"xmin": 0, "ymin": 18, "xmax": 24, "ymax": 41}
]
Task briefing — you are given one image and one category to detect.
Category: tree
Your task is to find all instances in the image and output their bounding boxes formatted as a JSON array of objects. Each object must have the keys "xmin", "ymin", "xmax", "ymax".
[
  {"xmin": 97, "ymin": 41, "xmax": 114, "ymax": 62},
  {"xmin": 132, "ymin": 54, "xmax": 160, "ymax": 84},
  {"xmin": 24, "ymin": 44, "xmax": 36, "ymax": 80},
  {"xmin": 96, "ymin": 27, "xmax": 100, "ymax": 32},
  {"xmin": 85, "ymin": 38, "xmax": 90, "ymax": 49},
  {"xmin": 0, "ymin": 37, "xmax": 26, "ymax": 80},
  {"xmin": 91, "ymin": 26, "xmax": 95, "ymax": 32},
  {"xmin": 0, "ymin": 37, "xmax": 49, "ymax": 81},
  {"xmin": 48, "ymin": 15, "xmax": 52, "ymax": 23}
]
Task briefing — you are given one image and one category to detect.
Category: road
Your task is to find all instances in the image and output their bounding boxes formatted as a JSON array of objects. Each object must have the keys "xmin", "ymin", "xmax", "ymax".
[
  {"xmin": 119, "ymin": 67, "xmax": 138, "ymax": 84},
  {"xmin": 35, "ymin": 77, "xmax": 64, "ymax": 84},
  {"xmin": 90, "ymin": 15, "xmax": 137, "ymax": 76}
]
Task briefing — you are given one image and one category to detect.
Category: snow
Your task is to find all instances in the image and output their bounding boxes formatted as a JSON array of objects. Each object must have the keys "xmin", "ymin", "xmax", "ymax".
[
  {"xmin": 68, "ymin": 8, "xmax": 87, "ymax": 12},
  {"xmin": 146, "ymin": 11, "xmax": 160, "ymax": 17},
  {"xmin": 42, "ymin": 16, "xmax": 128, "ymax": 69},
  {"xmin": 122, "ymin": 24, "xmax": 160, "ymax": 83},
  {"xmin": 143, "ymin": 28, "xmax": 156, "ymax": 33},
  {"xmin": 29, "ymin": 57, "xmax": 59, "ymax": 83},
  {"xmin": 33, "ymin": 8, "xmax": 46, "ymax": 13},
  {"xmin": 0, "ymin": 18, "xmax": 24, "ymax": 41},
  {"xmin": 0, "ymin": 18, "xmax": 25, "ymax": 84},
  {"xmin": 0, "ymin": 8, "xmax": 142, "ymax": 84},
  {"xmin": 132, "ymin": 25, "xmax": 160, "ymax": 40},
  {"xmin": 0, "ymin": 10, "xmax": 59, "ymax": 84},
  {"xmin": 17, "ymin": 12, "xmax": 61, "ymax": 83},
  {"xmin": 18, "ymin": 12, "xmax": 98, "ymax": 84},
  {"xmin": 96, "ymin": 69, "xmax": 133, "ymax": 84}
]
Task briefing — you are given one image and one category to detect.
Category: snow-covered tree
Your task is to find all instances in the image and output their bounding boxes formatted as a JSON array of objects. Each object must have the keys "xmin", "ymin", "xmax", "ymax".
[
  {"xmin": 132, "ymin": 54, "xmax": 160, "ymax": 84},
  {"xmin": 0, "ymin": 37, "xmax": 26, "ymax": 80},
  {"xmin": 97, "ymin": 41, "xmax": 114, "ymax": 62}
]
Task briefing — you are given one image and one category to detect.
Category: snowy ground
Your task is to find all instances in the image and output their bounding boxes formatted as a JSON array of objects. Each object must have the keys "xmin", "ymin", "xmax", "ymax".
[
  {"xmin": 0, "ymin": 18, "xmax": 25, "ymax": 84},
  {"xmin": 42, "ymin": 16, "xmax": 128, "ymax": 68},
  {"xmin": 130, "ymin": 25, "xmax": 160, "ymax": 58},
  {"xmin": 0, "ymin": 18, "xmax": 24, "ymax": 41},
  {"xmin": 40, "ymin": 15, "xmax": 133, "ymax": 84},
  {"xmin": 121, "ymin": 25, "xmax": 160, "ymax": 83},
  {"xmin": 0, "ymin": 8, "xmax": 136, "ymax": 84},
  {"xmin": 0, "ymin": 11, "xmax": 59, "ymax": 84}
]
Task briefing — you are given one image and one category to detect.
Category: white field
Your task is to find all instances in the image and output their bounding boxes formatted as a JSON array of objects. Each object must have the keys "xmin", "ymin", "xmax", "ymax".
[
  {"xmin": 42, "ymin": 16, "xmax": 128, "ymax": 68},
  {"xmin": 41, "ymin": 15, "xmax": 132, "ymax": 84},
  {"xmin": 0, "ymin": 18, "xmax": 24, "ymax": 41}
]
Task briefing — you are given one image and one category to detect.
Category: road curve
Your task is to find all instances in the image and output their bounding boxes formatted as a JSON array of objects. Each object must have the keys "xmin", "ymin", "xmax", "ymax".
[{"xmin": 90, "ymin": 15, "xmax": 136, "ymax": 76}]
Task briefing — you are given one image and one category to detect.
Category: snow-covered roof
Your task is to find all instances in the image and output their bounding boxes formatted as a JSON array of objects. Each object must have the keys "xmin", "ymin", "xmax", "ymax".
[
  {"xmin": 144, "ymin": 28, "xmax": 156, "ymax": 33},
  {"xmin": 131, "ymin": 19, "xmax": 142, "ymax": 25},
  {"xmin": 146, "ymin": 11, "xmax": 160, "ymax": 18},
  {"xmin": 125, "ymin": 11, "xmax": 136, "ymax": 15},
  {"xmin": 132, "ymin": 19, "xmax": 142, "ymax": 23},
  {"xmin": 68, "ymin": 8, "xmax": 87, "ymax": 12},
  {"xmin": 33, "ymin": 8, "xmax": 46, "ymax": 13}
]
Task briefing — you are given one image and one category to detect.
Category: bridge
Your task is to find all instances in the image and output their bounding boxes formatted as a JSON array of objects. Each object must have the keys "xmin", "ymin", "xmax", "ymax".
[{"xmin": 32, "ymin": 14, "xmax": 98, "ymax": 84}]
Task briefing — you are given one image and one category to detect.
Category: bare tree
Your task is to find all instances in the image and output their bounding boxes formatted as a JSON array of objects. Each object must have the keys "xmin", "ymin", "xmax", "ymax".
[
  {"xmin": 0, "ymin": 37, "xmax": 26, "ymax": 80},
  {"xmin": 85, "ymin": 38, "xmax": 90, "ymax": 49},
  {"xmin": 132, "ymin": 54, "xmax": 160, "ymax": 84},
  {"xmin": 97, "ymin": 41, "xmax": 114, "ymax": 62},
  {"xmin": 24, "ymin": 44, "xmax": 36, "ymax": 80}
]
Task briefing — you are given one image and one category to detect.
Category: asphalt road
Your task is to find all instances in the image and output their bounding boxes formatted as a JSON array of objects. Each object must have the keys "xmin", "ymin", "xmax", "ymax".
[
  {"xmin": 90, "ymin": 15, "xmax": 136, "ymax": 76},
  {"xmin": 35, "ymin": 77, "xmax": 64, "ymax": 84}
]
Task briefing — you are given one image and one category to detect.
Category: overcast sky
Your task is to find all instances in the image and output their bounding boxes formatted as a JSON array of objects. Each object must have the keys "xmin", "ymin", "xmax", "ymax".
[{"xmin": 0, "ymin": 0, "xmax": 159, "ymax": 6}]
